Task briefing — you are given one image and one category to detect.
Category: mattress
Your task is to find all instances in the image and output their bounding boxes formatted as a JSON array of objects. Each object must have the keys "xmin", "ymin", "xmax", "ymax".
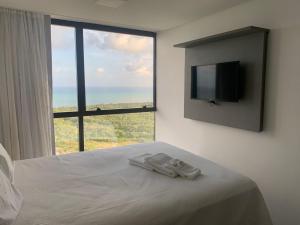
[{"xmin": 13, "ymin": 142, "xmax": 272, "ymax": 225}]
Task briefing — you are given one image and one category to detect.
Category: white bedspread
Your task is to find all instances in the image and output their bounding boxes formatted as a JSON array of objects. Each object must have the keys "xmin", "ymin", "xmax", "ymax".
[{"xmin": 13, "ymin": 142, "xmax": 272, "ymax": 225}]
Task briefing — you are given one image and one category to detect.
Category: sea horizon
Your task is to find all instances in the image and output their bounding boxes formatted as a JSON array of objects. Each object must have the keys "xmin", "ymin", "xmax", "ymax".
[{"xmin": 53, "ymin": 86, "xmax": 153, "ymax": 108}]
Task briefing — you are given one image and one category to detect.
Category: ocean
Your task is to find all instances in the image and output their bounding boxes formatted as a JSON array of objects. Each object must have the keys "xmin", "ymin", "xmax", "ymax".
[{"xmin": 53, "ymin": 86, "xmax": 153, "ymax": 108}]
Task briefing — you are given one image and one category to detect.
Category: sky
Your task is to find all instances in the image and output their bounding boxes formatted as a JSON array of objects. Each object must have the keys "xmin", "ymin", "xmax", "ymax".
[{"xmin": 51, "ymin": 25, "xmax": 154, "ymax": 88}]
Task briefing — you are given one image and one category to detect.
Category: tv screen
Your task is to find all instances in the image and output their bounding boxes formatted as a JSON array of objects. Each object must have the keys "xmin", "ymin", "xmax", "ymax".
[{"xmin": 191, "ymin": 61, "xmax": 240, "ymax": 102}]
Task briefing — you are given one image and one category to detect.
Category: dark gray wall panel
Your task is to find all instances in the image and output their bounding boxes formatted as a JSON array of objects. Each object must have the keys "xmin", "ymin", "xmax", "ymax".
[{"xmin": 182, "ymin": 30, "xmax": 268, "ymax": 131}]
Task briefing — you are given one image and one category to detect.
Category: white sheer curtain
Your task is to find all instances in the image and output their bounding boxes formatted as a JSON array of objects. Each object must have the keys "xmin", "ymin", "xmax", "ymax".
[{"xmin": 0, "ymin": 7, "xmax": 54, "ymax": 160}]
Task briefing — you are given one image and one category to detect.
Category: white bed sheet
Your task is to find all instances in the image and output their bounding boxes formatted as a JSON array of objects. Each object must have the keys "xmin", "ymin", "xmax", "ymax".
[{"xmin": 13, "ymin": 142, "xmax": 272, "ymax": 225}]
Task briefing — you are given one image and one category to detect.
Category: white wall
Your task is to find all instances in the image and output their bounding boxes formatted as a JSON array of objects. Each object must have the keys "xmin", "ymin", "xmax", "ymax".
[{"xmin": 156, "ymin": 0, "xmax": 300, "ymax": 224}]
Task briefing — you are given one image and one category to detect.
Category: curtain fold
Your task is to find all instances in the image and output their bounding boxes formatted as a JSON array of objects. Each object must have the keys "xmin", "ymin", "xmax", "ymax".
[{"xmin": 0, "ymin": 7, "xmax": 54, "ymax": 160}]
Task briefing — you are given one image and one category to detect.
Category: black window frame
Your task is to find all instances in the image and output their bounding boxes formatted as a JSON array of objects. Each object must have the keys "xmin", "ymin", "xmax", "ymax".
[{"xmin": 51, "ymin": 19, "xmax": 157, "ymax": 152}]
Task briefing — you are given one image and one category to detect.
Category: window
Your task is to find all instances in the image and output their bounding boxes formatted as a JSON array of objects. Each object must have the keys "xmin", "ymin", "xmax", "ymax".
[
  {"xmin": 83, "ymin": 29, "xmax": 154, "ymax": 111},
  {"xmin": 54, "ymin": 117, "xmax": 79, "ymax": 154},
  {"xmin": 84, "ymin": 113, "xmax": 154, "ymax": 151},
  {"xmin": 51, "ymin": 20, "xmax": 156, "ymax": 155},
  {"xmin": 52, "ymin": 25, "xmax": 77, "ymax": 112}
]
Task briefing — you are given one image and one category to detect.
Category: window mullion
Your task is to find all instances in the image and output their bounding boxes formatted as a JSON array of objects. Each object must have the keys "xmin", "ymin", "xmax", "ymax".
[{"xmin": 75, "ymin": 27, "xmax": 86, "ymax": 151}]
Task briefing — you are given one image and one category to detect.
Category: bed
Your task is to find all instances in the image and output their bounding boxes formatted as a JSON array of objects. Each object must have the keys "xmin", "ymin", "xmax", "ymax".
[{"xmin": 12, "ymin": 142, "xmax": 272, "ymax": 225}]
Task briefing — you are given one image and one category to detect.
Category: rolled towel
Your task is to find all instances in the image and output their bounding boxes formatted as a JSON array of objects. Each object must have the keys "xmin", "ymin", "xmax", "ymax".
[
  {"xmin": 166, "ymin": 158, "xmax": 201, "ymax": 180},
  {"xmin": 129, "ymin": 153, "xmax": 154, "ymax": 171},
  {"xmin": 145, "ymin": 153, "xmax": 178, "ymax": 178}
]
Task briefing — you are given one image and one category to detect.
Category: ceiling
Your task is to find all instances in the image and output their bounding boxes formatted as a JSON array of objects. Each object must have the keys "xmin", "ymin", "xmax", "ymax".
[{"xmin": 0, "ymin": 0, "xmax": 251, "ymax": 31}]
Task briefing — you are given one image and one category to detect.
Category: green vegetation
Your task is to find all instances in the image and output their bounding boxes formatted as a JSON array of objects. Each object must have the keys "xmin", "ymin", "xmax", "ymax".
[{"xmin": 54, "ymin": 103, "xmax": 154, "ymax": 155}]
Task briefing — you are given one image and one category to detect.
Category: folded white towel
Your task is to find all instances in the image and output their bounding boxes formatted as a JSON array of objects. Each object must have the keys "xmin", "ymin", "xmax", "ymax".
[
  {"xmin": 129, "ymin": 153, "xmax": 177, "ymax": 178},
  {"xmin": 145, "ymin": 153, "xmax": 178, "ymax": 178},
  {"xmin": 129, "ymin": 153, "xmax": 154, "ymax": 171},
  {"xmin": 129, "ymin": 153, "xmax": 201, "ymax": 180},
  {"xmin": 167, "ymin": 159, "xmax": 201, "ymax": 180}
]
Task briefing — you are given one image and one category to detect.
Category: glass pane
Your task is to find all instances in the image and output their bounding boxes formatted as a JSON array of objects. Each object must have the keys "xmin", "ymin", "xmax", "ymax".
[
  {"xmin": 83, "ymin": 29, "xmax": 154, "ymax": 111},
  {"xmin": 84, "ymin": 112, "xmax": 154, "ymax": 150},
  {"xmin": 51, "ymin": 25, "xmax": 78, "ymax": 112},
  {"xmin": 54, "ymin": 117, "xmax": 79, "ymax": 155}
]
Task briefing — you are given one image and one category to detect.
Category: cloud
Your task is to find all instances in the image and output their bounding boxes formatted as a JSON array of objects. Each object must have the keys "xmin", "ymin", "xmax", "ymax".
[
  {"xmin": 84, "ymin": 30, "xmax": 153, "ymax": 53},
  {"xmin": 104, "ymin": 34, "xmax": 152, "ymax": 53},
  {"xmin": 51, "ymin": 25, "xmax": 75, "ymax": 49},
  {"xmin": 125, "ymin": 58, "xmax": 152, "ymax": 77},
  {"xmin": 135, "ymin": 66, "xmax": 151, "ymax": 76},
  {"xmin": 96, "ymin": 67, "xmax": 104, "ymax": 75}
]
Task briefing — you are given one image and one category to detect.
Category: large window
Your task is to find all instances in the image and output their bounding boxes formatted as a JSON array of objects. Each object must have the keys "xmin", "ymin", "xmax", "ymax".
[{"xmin": 51, "ymin": 20, "xmax": 156, "ymax": 155}]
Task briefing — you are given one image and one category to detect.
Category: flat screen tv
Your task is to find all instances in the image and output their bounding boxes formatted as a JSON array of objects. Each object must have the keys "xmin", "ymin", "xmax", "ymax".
[{"xmin": 191, "ymin": 61, "xmax": 240, "ymax": 102}]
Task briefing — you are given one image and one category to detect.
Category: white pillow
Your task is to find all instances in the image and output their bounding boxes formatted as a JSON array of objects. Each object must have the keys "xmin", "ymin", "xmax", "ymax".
[
  {"xmin": 0, "ymin": 169, "xmax": 23, "ymax": 225},
  {"xmin": 0, "ymin": 144, "xmax": 14, "ymax": 183}
]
